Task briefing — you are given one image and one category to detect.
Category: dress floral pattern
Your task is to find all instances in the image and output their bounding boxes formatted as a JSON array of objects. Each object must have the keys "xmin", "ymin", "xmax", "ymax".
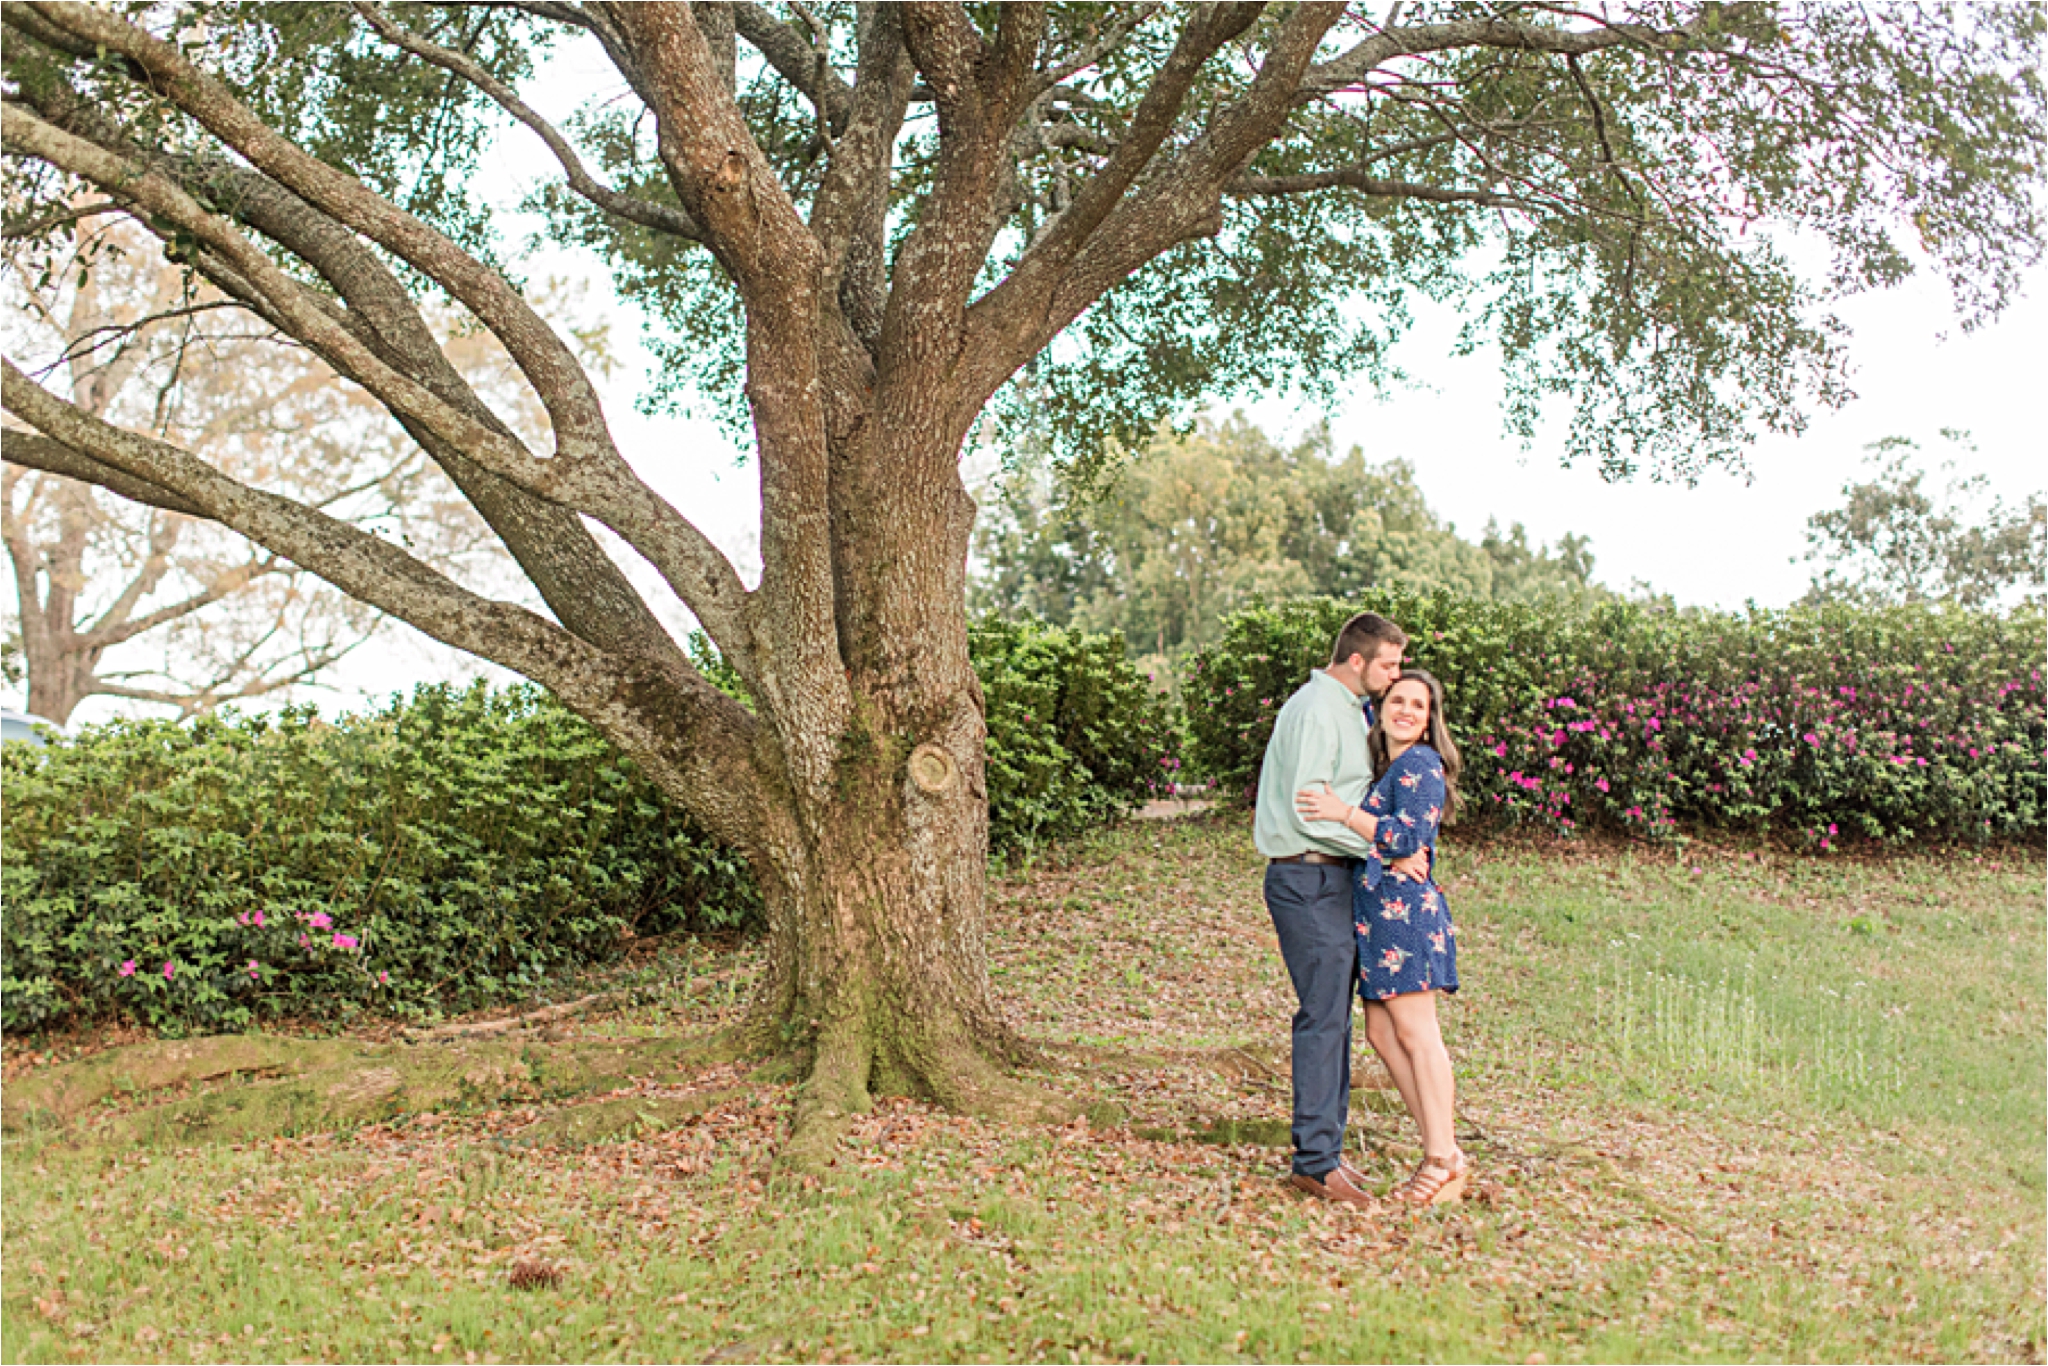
[{"xmin": 1354, "ymin": 744, "xmax": 1459, "ymax": 1001}]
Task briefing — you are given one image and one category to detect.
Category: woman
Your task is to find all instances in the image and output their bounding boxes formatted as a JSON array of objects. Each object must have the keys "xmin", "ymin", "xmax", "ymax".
[{"xmin": 1295, "ymin": 669, "xmax": 1466, "ymax": 1206}]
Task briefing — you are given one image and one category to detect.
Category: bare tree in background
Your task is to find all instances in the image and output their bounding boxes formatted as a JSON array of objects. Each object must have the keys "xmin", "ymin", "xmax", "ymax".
[{"xmin": 1, "ymin": 220, "xmax": 589, "ymax": 723}]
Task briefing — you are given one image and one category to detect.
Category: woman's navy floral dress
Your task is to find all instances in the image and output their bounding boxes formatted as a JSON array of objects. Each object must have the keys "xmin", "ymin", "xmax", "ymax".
[{"xmin": 1354, "ymin": 744, "xmax": 1459, "ymax": 1001}]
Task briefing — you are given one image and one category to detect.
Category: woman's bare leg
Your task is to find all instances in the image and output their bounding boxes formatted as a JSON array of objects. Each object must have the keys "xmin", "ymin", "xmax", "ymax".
[
  {"xmin": 1362, "ymin": 999, "xmax": 1424, "ymax": 1133},
  {"xmin": 1384, "ymin": 990, "xmax": 1458, "ymax": 1161}
]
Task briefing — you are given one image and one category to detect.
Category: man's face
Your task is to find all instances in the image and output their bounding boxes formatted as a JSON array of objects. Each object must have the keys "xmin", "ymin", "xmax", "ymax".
[{"xmin": 1362, "ymin": 642, "xmax": 1404, "ymax": 700}]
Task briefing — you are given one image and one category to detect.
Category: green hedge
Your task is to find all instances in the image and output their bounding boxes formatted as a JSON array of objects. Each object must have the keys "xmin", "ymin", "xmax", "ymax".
[
  {"xmin": 1, "ymin": 684, "xmax": 758, "ymax": 1033},
  {"xmin": 2, "ymin": 618, "xmax": 1171, "ymax": 1032},
  {"xmin": 1185, "ymin": 591, "xmax": 2045, "ymax": 845},
  {"xmin": 971, "ymin": 614, "xmax": 1180, "ymax": 854}
]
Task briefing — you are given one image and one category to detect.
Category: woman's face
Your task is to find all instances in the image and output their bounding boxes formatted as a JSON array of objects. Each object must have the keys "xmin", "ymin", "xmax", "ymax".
[{"xmin": 1382, "ymin": 678, "xmax": 1432, "ymax": 747}]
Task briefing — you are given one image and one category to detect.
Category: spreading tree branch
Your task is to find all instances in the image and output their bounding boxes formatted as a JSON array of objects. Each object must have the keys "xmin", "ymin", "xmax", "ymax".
[
  {"xmin": 1229, "ymin": 168, "xmax": 1543, "ymax": 211},
  {"xmin": 3, "ymin": 430, "xmax": 205, "ymax": 517},
  {"xmin": 2, "ymin": 85, "xmax": 756, "ymax": 678},
  {"xmin": 2, "ymin": 357, "xmax": 765, "ymax": 847},
  {"xmin": 733, "ymin": 1, "xmax": 855, "ymax": 131},
  {"xmin": 961, "ymin": 3, "xmax": 1345, "ymax": 412},
  {"xmin": 350, "ymin": 1, "xmax": 708, "ymax": 243},
  {"xmin": 602, "ymin": 2, "xmax": 851, "ymax": 787},
  {"xmin": 2, "ymin": 198, "xmax": 125, "ymax": 241},
  {"xmin": 1304, "ymin": 11, "xmax": 1689, "ymax": 98},
  {"xmin": 809, "ymin": 2, "xmax": 917, "ymax": 348},
  {"xmin": 24, "ymin": 1, "xmax": 615, "ymax": 465}
]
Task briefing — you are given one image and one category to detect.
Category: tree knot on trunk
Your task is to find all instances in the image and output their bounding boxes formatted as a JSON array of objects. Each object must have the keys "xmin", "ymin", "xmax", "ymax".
[{"xmin": 908, "ymin": 742, "xmax": 959, "ymax": 795}]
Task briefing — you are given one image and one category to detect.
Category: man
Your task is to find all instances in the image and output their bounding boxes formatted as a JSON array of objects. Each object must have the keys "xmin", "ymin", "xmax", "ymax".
[{"xmin": 1254, "ymin": 611, "xmax": 1422, "ymax": 1205}]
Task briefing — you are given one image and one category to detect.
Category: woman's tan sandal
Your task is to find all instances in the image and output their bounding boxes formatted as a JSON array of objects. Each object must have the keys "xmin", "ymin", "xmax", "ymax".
[{"xmin": 1393, "ymin": 1151, "xmax": 1468, "ymax": 1207}]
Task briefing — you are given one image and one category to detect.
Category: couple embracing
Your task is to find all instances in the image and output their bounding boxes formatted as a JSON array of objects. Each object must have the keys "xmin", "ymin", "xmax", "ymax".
[{"xmin": 1254, "ymin": 612, "xmax": 1467, "ymax": 1208}]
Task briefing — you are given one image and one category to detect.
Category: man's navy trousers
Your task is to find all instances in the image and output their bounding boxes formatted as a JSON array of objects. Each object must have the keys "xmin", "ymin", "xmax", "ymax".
[{"xmin": 1263, "ymin": 857, "xmax": 1356, "ymax": 1179}]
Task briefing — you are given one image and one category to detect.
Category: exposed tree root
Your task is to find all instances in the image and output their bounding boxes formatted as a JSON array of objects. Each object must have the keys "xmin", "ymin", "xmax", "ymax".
[
  {"xmin": 1, "ymin": 1035, "xmax": 354, "ymax": 1130},
  {"xmin": 2, "ymin": 1027, "xmax": 754, "ymax": 1148},
  {"xmin": 399, "ymin": 991, "xmax": 622, "ymax": 1041},
  {"xmin": 773, "ymin": 1007, "xmax": 1092, "ymax": 1174},
  {"xmin": 777, "ymin": 1014, "xmax": 872, "ymax": 1175},
  {"xmin": 924, "ymin": 1044, "xmax": 1085, "ymax": 1129},
  {"xmin": 2, "ymin": 1021, "xmax": 1332, "ymax": 1166}
]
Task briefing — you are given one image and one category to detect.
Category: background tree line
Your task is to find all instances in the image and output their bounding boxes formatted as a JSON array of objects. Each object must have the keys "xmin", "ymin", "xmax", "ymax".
[
  {"xmin": 969, "ymin": 414, "xmax": 2042, "ymax": 694},
  {"xmin": 973, "ymin": 413, "xmax": 1612, "ymax": 688}
]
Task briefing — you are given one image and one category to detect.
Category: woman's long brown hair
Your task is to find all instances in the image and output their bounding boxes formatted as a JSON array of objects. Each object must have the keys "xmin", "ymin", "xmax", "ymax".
[{"xmin": 1368, "ymin": 669, "xmax": 1461, "ymax": 824}]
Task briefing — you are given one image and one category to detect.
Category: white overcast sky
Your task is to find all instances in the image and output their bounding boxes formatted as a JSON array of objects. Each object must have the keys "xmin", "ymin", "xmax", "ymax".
[{"xmin": 21, "ymin": 41, "xmax": 2048, "ymax": 724}]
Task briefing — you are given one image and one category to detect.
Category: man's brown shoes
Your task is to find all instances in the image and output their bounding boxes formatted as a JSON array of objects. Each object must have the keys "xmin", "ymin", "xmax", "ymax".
[{"xmin": 1287, "ymin": 1165, "xmax": 1376, "ymax": 1207}]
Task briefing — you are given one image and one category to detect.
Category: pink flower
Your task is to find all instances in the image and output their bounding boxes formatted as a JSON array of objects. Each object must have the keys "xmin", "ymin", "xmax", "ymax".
[
  {"xmin": 253, "ymin": 909, "xmax": 266, "ymax": 927},
  {"xmin": 246, "ymin": 960, "xmax": 261, "ymax": 979},
  {"xmin": 1594, "ymin": 778, "xmax": 1610, "ymax": 793},
  {"xmin": 332, "ymin": 933, "xmax": 359, "ymax": 950},
  {"xmin": 118, "ymin": 960, "xmax": 137, "ymax": 978},
  {"xmin": 1493, "ymin": 743, "xmax": 1507, "ymax": 757},
  {"xmin": 377, "ymin": 971, "xmax": 390, "ymax": 985},
  {"xmin": 1644, "ymin": 718, "xmax": 1661, "ymax": 732},
  {"xmin": 1740, "ymin": 748, "xmax": 1758, "ymax": 765},
  {"xmin": 162, "ymin": 961, "xmax": 175, "ymax": 980},
  {"xmin": 307, "ymin": 911, "xmax": 333, "ymax": 930},
  {"xmin": 1803, "ymin": 732, "xmax": 1819, "ymax": 745}
]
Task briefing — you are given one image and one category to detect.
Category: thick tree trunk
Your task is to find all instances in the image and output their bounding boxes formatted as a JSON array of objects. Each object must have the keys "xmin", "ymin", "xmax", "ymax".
[
  {"xmin": 732, "ymin": 649, "xmax": 1078, "ymax": 1166},
  {"xmin": 699, "ymin": 415, "xmax": 1078, "ymax": 1163}
]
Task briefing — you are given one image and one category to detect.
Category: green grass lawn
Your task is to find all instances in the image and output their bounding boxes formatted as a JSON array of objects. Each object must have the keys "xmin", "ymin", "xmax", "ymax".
[{"xmin": 3, "ymin": 816, "xmax": 2042, "ymax": 1364}]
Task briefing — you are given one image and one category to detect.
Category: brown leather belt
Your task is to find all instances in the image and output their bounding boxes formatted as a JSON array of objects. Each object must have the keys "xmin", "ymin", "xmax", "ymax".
[{"xmin": 1270, "ymin": 851, "xmax": 1348, "ymax": 866}]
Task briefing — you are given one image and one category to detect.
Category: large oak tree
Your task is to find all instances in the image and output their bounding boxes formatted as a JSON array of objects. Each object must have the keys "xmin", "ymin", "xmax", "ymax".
[{"xmin": 2, "ymin": 1, "xmax": 2039, "ymax": 1158}]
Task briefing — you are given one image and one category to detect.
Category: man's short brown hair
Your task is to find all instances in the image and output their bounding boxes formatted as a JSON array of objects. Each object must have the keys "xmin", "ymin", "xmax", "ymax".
[{"xmin": 1330, "ymin": 611, "xmax": 1406, "ymax": 666}]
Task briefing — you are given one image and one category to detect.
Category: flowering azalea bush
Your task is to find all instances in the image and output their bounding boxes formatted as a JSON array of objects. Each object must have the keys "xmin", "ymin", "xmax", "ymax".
[
  {"xmin": 1185, "ymin": 592, "xmax": 2044, "ymax": 846},
  {"xmin": 0, "ymin": 683, "xmax": 760, "ymax": 1032}
]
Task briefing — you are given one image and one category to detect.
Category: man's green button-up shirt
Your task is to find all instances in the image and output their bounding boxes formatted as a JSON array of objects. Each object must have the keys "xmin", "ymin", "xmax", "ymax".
[{"xmin": 1253, "ymin": 669, "xmax": 1377, "ymax": 859}]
